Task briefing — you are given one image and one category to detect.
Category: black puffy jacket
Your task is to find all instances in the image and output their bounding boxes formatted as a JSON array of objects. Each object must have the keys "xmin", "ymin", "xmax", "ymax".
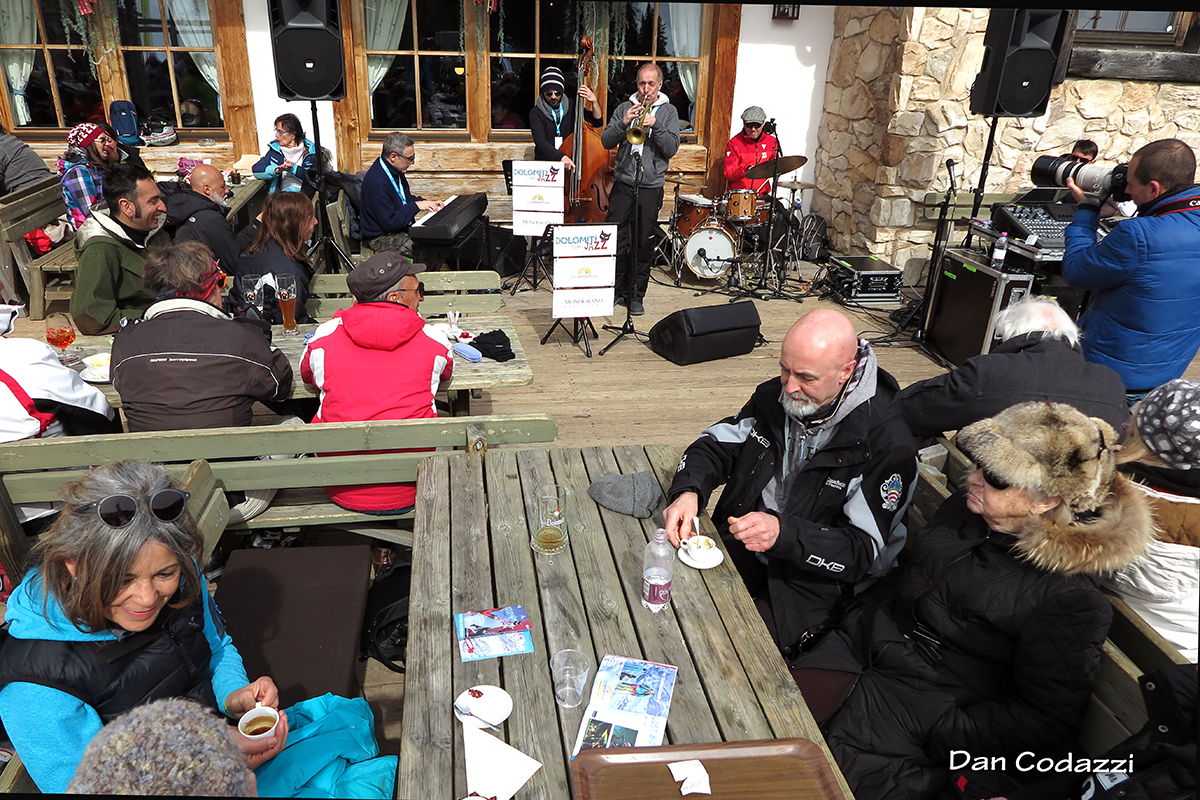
[
  {"xmin": 164, "ymin": 187, "xmax": 257, "ymax": 273},
  {"xmin": 796, "ymin": 483, "xmax": 1152, "ymax": 800}
]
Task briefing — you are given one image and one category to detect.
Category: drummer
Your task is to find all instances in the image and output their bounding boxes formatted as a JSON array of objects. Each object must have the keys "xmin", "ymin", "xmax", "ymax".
[{"xmin": 724, "ymin": 106, "xmax": 778, "ymax": 196}]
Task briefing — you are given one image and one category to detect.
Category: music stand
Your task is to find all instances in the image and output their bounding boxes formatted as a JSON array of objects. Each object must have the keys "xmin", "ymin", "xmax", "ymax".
[{"xmin": 305, "ymin": 100, "xmax": 354, "ymax": 275}]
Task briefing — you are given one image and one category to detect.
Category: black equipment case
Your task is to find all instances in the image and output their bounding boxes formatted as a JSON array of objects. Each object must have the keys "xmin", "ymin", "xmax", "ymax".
[{"xmin": 648, "ymin": 301, "xmax": 761, "ymax": 366}]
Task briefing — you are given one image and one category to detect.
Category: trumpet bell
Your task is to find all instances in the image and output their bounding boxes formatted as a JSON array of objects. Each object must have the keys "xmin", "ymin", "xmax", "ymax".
[{"xmin": 626, "ymin": 127, "xmax": 647, "ymax": 145}]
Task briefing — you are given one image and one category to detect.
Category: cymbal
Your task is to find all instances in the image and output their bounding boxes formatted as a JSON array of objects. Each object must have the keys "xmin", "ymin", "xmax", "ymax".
[
  {"xmin": 666, "ymin": 175, "xmax": 707, "ymax": 188},
  {"xmin": 744, "ymin": 155, "xmax": 809, "ymax": 181},
  {"xmin": 778, "ymin": 179, "xmax": 815, "ymax": 191}
]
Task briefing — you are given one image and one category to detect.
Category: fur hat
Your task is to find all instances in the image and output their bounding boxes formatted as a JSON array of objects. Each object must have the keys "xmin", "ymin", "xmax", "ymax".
[
  {"xmin": 957, "ymin": 401, "xmax": 1153, "ymax": 575},
  {"xmin": 1135, "ymin": 379, "xmax": 1200, "ymax": 469},
  {"xmin": 67, "ymin": 122, "xmax": 103, "ymax": 151},
  {"xmin": 67, "ymin": 697, "xmax": 254, "ymax": 796},
  {"xmin": 956, "ymin": 401, "xmax": 1117, "ymax": 513}
]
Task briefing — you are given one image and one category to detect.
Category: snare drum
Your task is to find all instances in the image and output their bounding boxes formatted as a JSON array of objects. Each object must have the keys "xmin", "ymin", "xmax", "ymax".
[
  {"xmin": 674, "ymin": 194, "xmax": 715, "ymax": 237},
  {"xmin": 684, "ymin": 222, "xmax": 737, "ymax": 279},
  {"xmin": 724, "ymin": 189, "xmax": 759, "ymax": 221}
]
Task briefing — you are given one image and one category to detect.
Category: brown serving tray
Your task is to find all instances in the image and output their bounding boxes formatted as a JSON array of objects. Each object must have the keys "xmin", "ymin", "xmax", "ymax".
[{"xmin": 571, "ymin": 738, "xmax": 848, "ymax": 800}]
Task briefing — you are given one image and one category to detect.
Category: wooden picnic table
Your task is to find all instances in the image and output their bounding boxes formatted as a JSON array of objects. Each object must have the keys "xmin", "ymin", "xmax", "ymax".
[
  {"xmin": 398, "ymin": 443, "xmax": 854, "ymax": 800},
  {"xmin": 70, "ymin": 313, "xmax": 531, "ymax": 416},
  {"xmin": 222, "ymin": 178, "xmax": 265, "ymax": 230}
]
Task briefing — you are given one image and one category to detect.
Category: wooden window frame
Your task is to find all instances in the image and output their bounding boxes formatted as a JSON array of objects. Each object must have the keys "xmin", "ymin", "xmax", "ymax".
[{"xmin": 1073, "ymin": 10, "xmax": 1191, "ymax": 50}]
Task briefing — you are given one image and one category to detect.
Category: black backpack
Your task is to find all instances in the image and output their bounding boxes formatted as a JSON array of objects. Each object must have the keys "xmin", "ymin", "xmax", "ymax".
[{"xmin": 359, "ymin": 560, "xmax": 411, "ymax": 673}]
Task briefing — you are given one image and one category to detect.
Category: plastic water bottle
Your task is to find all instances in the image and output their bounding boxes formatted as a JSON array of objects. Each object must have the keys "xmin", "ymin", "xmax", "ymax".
[
  {"xmin": 641, "ymin": 528, "xmax": 675, "ymax": 613},
  {"xmin": 990, "ymin": 232, "xmax": 1009, "ymax": 271}
]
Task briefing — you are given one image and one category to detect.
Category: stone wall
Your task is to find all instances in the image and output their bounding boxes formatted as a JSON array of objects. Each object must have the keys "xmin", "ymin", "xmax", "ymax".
[{"xmin": 811, "ymin": 7, "xmax": 1200, "ymax": 283}]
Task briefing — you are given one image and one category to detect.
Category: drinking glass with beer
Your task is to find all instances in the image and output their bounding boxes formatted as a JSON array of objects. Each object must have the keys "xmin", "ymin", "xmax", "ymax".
[
  {"xmin": 276, "ymin": 274, "xmax": 299, "ymax": 335},
  {"xmin": 45, "ymin": 312, "xmax": 81, "ymax": 362},
  {"xmin": 241, "ymin": 273, "xmax": 264, "ymax": 315},
  {"xmin": 532, "ymin": 484, "xmax": 568, "ymax": 554}
]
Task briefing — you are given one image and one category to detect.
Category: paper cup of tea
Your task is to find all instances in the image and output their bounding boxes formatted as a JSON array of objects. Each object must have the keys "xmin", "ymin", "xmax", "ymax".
[{"xmin": 237, "ymin": 702, "xmax": 279, "ymax": 739}]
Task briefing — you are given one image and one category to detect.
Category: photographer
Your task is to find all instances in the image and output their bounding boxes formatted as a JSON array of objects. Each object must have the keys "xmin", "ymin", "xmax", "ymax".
[{"xmin": 1063, "ymin": 138, "xmax": 1200, "ymax": 400}]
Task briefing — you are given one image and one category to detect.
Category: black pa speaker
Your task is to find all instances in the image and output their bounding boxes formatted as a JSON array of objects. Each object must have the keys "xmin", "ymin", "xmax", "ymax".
[
  {"xmin": 268, "ymin": 0, "xmax": 347, "ymax": 101},
  {"xmin": 648, "ymin": 302, "xmax": 762, "ymax": 366},
  {"xmin": 970, "ymin": 9, "xmax": 1071, "ymax": 118}
]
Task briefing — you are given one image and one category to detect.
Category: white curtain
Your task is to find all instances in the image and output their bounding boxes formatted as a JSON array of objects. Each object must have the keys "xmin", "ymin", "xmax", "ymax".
[
  {"xmin": 0, "ymin": 0, "xmax": 38, "ymax": 126},
  {"xmin": 163, "ymin": 0, "xmax": 221, "ymax": 113},
  {"xmin": 366, "ymin": 0, "xmax": 410, "ymax": 93},
  {"xmin": 664, "ymin": 2, "xmax": 701, "ymax": 107}
]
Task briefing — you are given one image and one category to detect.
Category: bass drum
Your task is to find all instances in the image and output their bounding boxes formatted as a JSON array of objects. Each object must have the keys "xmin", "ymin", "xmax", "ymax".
[
  {"xmin": 674, "ymin": 194, "xmax": 715, "ymax": 237},
  {"xmin": 684, "ymin": 223, "xmax": 737, "ymax": 279}
]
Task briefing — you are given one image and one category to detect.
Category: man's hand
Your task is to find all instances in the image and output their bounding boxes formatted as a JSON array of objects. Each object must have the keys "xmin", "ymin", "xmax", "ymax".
[
  {"xmin": 663, "ymin": 491, "xmax": 699, "ymax": 548},
  {"xmin": 622, "ymin": 104, "xmax": 641, "ymax": 125},
  {"xmin": 579, "ymin": 85, "xmax": 598, "ymax": 108},
  {"xmin": 1066, "ymin": 178, "xmax": 1118, "ymax": 216},
  {"xmin": 642, "ymin": 112, "xmax": 657, "ymax": 130},
  {"xmin": 727, "ymin": 512, "xmax": 780, "ymax": 552},
  {"xmin": 417, "ymin": 199, "xmax": 443, "ymax": 212},
  {"xmin": 562, "ymin": 156, "xmax": 576, "ymax": 171},
  {"xmin": 224, "ymin": 676, "xmax": 280, "ymax": 718},
  {"xmin": 234, "ymin": 710, "xmax": 289, "ymax": 770}
]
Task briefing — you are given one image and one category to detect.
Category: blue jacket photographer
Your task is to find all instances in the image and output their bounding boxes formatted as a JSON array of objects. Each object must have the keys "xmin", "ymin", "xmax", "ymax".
[{"xmin": 1063, "ymin": 138, "xmax": 1200, "ymax": 393}]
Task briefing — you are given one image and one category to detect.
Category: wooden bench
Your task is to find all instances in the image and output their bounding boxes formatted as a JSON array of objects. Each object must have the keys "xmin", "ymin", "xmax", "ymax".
[
  {"xmin": 306, "ymin": 269, "xmax": 503, "ymax": 320},
  {"xmin": 912, "ymin": 436, "xmax": 1189, "ymax": 757},
  {"xmin": 0, "ymin": 175, "xmax": 75, "ymax": 320},
  {"xmin": 0, "ymin": 459, "xmax": 226, "ymax": 794},
  {"xmin": 0, "ymin": 414, "xmax": 558, "ymax": 584}
]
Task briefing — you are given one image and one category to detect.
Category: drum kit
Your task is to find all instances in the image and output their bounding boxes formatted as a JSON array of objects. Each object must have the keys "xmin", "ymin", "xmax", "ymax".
[{"xmin": 663, "ymin": 155, "xmax": 813, "ymax": 295}]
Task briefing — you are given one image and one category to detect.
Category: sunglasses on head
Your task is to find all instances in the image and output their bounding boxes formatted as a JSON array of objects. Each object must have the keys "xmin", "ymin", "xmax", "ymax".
[
  {"xmin": 73, "ymin": 489, "xmax": 190, "ymax": 529},
  {"xmin": 973, "ymin": 461, "xmax": 1011, "ymax": 491}
]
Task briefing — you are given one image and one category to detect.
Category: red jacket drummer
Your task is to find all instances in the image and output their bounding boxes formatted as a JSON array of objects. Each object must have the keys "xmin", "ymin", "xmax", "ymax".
[{"xmin": 724, "ymin": 106, "xmax": 779, "ymax": 195}]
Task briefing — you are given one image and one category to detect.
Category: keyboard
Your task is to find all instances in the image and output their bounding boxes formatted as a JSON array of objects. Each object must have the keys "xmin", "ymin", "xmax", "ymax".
[{"xmin": 409, "ymin": 193, "xmax": 488, "ymax": 243}]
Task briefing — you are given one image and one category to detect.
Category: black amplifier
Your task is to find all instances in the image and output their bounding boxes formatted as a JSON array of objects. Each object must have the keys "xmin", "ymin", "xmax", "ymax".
[{"xmin": 829, "ymin": 255, "xmax": 903, "ymax": 300}]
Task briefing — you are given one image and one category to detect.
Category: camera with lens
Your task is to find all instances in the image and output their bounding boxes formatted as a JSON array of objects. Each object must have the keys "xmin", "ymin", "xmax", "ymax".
[{"xmin": 1031, "ymin": 155, "xmax": 1130, "ymax": 202}]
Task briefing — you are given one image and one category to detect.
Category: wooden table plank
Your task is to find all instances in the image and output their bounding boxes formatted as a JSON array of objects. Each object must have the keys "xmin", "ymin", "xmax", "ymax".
[
  {"xmin": 399, "ymin": 455, "xmax": 454, "ymax": 800},
  {"xmin": 448, "ymin": 451, "xmax": 497, "ymax": 799},
  {"xmin": 486, "ymin": 449, "xmax": 572, "ymax": 800}
]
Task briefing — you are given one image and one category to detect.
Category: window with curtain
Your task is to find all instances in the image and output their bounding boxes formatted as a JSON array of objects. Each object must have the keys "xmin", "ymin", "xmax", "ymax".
[
  {"xmin": 605, "ymin": 2, "xmax": 702, "ymax": 134},
  {"xmin": 365, "ymin": 0, "xmax": 466, "ymax": 131},
  {"xmin": 0, "ymin": 0, "xmax": 226, "ymax": 131}
]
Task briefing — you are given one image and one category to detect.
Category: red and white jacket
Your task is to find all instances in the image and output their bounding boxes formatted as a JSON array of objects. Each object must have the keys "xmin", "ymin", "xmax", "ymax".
[
  {"xmin": 723, "ymin": 130, "xmax": 779, "ymax": 194},
  {"xmin": 301, "ymin": 301, "xmax": 453, "ymax": 512}
]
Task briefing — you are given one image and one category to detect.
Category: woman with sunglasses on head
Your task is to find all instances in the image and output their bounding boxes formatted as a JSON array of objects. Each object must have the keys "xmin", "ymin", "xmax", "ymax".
[
  {"xmin": 0, "ymin": 460, "xmax": 287, "ymax": 793},
  {"xmin": 252, "ymin": 113, "xmax": 317, "ymax": 194},
  {"xmin": 59, "ymin": 122, "xmax": 119, "ymax": 229},
  {"xmin": 231, "ymin": 191, "xmax": 318, "ymax": 326},
  {"xmin": 786, "ymin": 402, "xmax": 1154, "ymax": 800}
]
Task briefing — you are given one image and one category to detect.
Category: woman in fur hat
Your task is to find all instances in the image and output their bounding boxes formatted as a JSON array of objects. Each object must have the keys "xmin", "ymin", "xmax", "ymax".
[
  {"xmin": 788, "ymin": 401, "xmax": 1153, "ymax": 800},
  {"xmin": 1106, "ymin": 379, "xmax": 1200, "ymax": 661}
]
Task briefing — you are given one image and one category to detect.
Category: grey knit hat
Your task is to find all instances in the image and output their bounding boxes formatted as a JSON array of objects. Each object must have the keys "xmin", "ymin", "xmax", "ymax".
[
  {"xmin": 1136, "ymin": 379, "xmax": 1200, "ymax": 469},
  {"xmin": 67, "ymin": 697, "xmax": 254, "ymax": 796},
  {"xmin": 588, "ymin": 471, "xmax": 662, "ymax": 518}
]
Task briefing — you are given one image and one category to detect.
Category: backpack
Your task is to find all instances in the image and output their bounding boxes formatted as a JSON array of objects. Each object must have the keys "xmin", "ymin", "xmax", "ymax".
[
  {"xmin": 109, "ymin": 100, "xmax": 141, "ymax": 145},
  {"xmin": 359, "ymin": 559, "xmax": 411, "ymax": 673}
]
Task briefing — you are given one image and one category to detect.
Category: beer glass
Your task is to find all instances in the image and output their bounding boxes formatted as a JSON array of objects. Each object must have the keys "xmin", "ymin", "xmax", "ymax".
[{"xmin": 276, "ymin": 274, "xmax": 298, "ymax": 335}]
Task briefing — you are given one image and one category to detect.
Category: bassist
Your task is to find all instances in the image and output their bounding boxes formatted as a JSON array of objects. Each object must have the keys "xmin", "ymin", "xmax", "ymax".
[{"xmin": 530, "ymin": 66, "xmax": 602, "ymax": 170}]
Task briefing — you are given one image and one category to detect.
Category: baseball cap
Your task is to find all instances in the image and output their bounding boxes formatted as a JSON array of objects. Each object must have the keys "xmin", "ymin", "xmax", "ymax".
[{"xmin": 347, "ymin": 253, "xmax": 427, "ymax": 302}]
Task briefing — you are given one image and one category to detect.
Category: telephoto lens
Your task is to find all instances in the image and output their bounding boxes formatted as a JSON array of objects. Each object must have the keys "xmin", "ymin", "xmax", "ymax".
[{"xmin": 1031, "ymin": 155, "xmax": 1130, "ymax": 202}]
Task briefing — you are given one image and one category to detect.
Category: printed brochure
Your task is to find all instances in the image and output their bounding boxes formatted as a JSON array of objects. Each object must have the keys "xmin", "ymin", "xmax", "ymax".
[
  {"xmin": 455, "ymin": 605, "xmax": 535, "ymax": 661},
  {"xmin": 571, "ymin": 654, "xmax": 678, "ymax": 757}
]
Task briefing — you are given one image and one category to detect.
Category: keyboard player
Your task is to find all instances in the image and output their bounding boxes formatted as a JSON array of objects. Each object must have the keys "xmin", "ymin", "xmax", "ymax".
[{"xmin": 361, "ymin": 132, "xmax": 451, "ymax": 259}]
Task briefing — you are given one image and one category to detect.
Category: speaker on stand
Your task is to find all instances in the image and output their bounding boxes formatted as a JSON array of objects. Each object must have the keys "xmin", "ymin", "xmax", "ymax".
[{"xmin": 267, "ymin": 0, "xmax": 352, "ymax": 273}]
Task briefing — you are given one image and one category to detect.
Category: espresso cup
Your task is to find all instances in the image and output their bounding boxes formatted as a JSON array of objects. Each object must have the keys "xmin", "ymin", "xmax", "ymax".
[
  {"xmin": 683, "ymin": 535, "xmax": 718, "ymax": 562},
  {"xmin": 237, "ymin": 702, "xmax": 279, "ymax": 739}
]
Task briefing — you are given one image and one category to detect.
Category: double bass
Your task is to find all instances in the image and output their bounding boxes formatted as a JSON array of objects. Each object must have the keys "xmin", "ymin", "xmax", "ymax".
[{"xmin": 559, "ymin": 37, "xmax": 614, "ymax": 224}]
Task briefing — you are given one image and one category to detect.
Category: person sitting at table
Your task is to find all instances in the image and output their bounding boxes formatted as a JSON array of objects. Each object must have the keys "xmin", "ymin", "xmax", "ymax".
[
  {"xmin": 0, "ymin": 460, "xmax": 397, "ymax": 797},
  {"xmin": 111, "ymin": 241, "xmax": 292, "ymax": 432},
  {"xmin": 59, "ymin": 122, "xmax": 116, "ymax": 229},
  {"xmin": 301, "ymin": 253, "xmax": 452, "ymax": 514},
  {"xmin": 788, "ymin": 401, "xmax": 1153, "ymax": 800},
  {"xmin": 96, "ymin": 121, "xmax": 147, "ymax": 171},
  {"xmin": 166, "ymin": 164, "xmax": 258, "ymax": 273},
  {"xmin": 0, "ymin": 122, "xmax": 52, "ymax": 197},
  {"xmin": 70, "ymin": 163, "xmax": 170, "ymax": 335},
  {"xmin": 252, "ymin": 113, "xmax": 317, "ymax": 195},
  {"xmin": 359, "ymin": 131, "xmax": 446, "ymax": 259},
  {"xmin": 662, "ymin": 308, "xmax": 918, "ymax": 658},
  {"xmin": 230, "ymin": 191, "xmax": 317, "ymax": 325}
]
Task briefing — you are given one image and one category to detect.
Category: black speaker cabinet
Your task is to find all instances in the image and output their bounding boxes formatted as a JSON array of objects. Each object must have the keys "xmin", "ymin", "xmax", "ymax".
[
  {"xmin": 924, "ymin": 248, "xmax": 1034, "ymax": 367},
  {"xmin": 970, "ymin": 9, "xmax": 1071, "ymax": 117},
  {"xmin": 268, "ymin": 0, "xmax": 347, "ymax": 101},
  {"xmin": 649, "ymin": 301, "xmax": 761, "ymax": 366}
]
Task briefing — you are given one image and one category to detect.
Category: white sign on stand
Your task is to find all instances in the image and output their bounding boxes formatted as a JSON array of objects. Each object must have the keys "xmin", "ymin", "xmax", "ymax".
[
  {"xmin": 551, "ymin": 224, "xmax": 617, "ymax": 319},
  {"xmin": 511, "ymin": 161, "xmax": 565, "ymax": 236}
]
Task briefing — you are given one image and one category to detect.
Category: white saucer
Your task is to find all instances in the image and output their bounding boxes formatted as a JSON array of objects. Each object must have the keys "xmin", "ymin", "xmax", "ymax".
[
  {"xmin": 454, "ymin": 685, "xmax": 513, "ymax": 729},
  {"xmin": 79, "ymin": 367, "xmax": 110, "ymax": 384},
  {"xmin": 678, "ymin": 545, "xmax": 724, "ymax": 570}
]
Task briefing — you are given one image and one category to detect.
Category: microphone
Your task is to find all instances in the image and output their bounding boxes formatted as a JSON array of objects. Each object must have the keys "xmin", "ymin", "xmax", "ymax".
[
  {"xmin": 763, "ymin": 118, "xmax": 777, "ymax": 135},
  {"xmin": 696, "ymin": 247, "xmax": 708, "ymax": 261},
  {"xmin": 946, "ymin": 159, "xmax": 957, "ymax": 193}
]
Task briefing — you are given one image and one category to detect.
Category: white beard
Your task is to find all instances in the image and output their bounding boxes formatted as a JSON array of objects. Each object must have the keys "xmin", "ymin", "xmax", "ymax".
[{"xmin": 780, "ymin": 390, "xmax": 820, "ymax": 419}]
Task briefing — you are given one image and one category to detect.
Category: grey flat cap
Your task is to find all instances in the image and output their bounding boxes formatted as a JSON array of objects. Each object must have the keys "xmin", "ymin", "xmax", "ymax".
[{"xmin": 588, "ymin": 471, "xmax": 662, "ymax": 518}]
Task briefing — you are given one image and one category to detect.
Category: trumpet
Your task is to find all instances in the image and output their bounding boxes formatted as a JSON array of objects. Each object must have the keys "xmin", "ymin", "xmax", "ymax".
[{"xmin": 626, "ymin": 95, "xmax": 653, "ymax": 145}]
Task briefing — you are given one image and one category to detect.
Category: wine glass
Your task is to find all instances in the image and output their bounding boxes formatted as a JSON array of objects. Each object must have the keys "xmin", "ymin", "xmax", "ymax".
[
  {"xmin": 276, "ymin": 274, "xmax": 299, "ymax": 335},
  {"xmin": 45, "ymin": 312, "xmax": 81, "ymax": 363},
  {"xmin": 240, "ymin": 274, "xmax": 264, "ymax": 315}
]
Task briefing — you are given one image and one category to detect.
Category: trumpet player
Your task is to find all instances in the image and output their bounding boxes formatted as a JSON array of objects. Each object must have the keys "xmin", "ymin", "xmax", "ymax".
[{"xmin": 601, "ymin": 62, "xmax": 680, "ymax": 316}]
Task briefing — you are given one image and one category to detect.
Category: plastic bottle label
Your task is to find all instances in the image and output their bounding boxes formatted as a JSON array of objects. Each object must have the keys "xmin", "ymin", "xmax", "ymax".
[{"xmin": 643, "ymin": 577, "xmax": 671, "ymax": 605}]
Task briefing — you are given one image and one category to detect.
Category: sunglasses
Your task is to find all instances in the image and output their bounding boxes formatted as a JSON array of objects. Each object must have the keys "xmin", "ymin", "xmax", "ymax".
[
  {"xmin": 406, "ymin": 281, "xmax": 425, "ymax": 296},
  {"xmin": 973, "ymin": 461, "xmax": 1011, "ymax": 491},
  {"xmin": 745, "ymin": 122, "xmax": 763, "ymax": 129},
  {"xmin": 73, "ymin": 489, "xmax": 191, "ymax": 529},
  {"xmin": 544, "ymin": 90, "xmax": 563, "ymax": 98}
]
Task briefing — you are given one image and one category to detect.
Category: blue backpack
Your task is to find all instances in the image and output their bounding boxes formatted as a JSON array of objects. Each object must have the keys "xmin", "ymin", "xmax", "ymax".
[{"xmin": 109, "ymin": 100, "xmax": 141, "ymax": 145}]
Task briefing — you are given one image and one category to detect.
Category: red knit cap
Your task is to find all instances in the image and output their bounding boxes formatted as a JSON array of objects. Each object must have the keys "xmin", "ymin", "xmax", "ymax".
[{"xmin": 67, "ymin": 122, "xmax": 102, "ymax": 150}]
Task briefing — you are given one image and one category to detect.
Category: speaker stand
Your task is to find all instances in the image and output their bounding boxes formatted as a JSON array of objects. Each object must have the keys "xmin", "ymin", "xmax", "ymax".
[
  {"xmin": 962, "ymin": 116, "xmax": 999, "ymax": 250},
  {"xmin": 306, "ymin": 100, "xmax": 354, "ymax": 274}
]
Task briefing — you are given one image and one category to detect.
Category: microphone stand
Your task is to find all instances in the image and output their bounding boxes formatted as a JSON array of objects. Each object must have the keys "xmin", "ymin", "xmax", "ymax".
[
  {"xmin": 601, "ymin": 150, "xmax": 649, "ymax": 355},
  {"xmin": 900, "ymin": 159, "xmax": 956, "ymax": 339}
]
